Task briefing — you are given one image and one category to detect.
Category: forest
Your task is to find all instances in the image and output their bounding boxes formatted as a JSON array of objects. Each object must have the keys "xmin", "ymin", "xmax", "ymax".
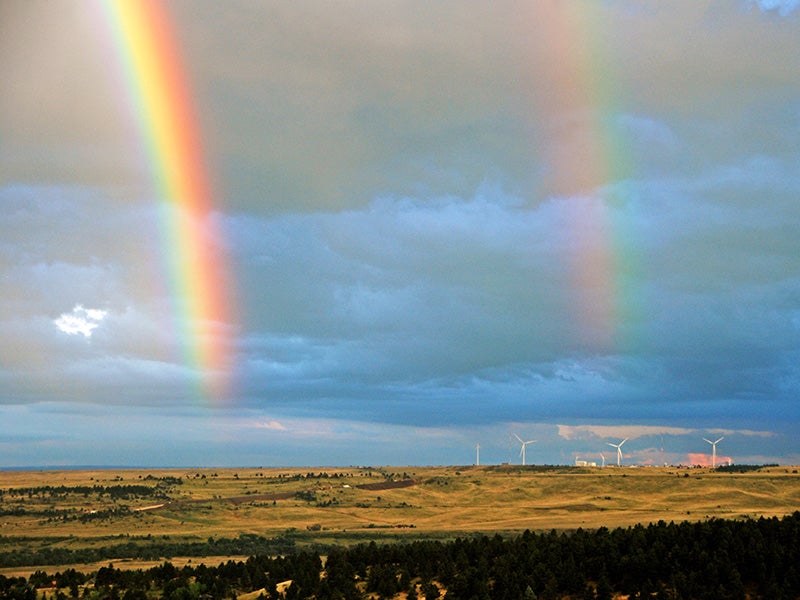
[{"xmin": 2, "ymin": 512, "xmax": 800, "ymax": 600}]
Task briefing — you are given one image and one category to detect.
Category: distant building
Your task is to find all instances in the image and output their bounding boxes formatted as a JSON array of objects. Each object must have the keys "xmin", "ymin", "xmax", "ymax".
[{"xmin": 574, "ymin": 459, "xmax": 597, "ymax": 467}]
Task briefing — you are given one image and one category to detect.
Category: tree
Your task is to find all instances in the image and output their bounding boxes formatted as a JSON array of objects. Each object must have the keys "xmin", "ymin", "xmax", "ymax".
[
  {"xmin": 582, "ymin": 583, "xmax": 595, "ymax": 600},
  {"xmin": 595, "ymin": 573, "xmax": 613, "ymax": 600},
  {"xmin": 421, "ymin": 580, "xmax": 440, "ymax": 600},
  {"xmin": 367, "ymin": 563, "xmax": 400, "ymax": 598}
]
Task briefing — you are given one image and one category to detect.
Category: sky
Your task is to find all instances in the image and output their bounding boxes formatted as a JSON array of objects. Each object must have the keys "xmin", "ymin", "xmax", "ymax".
[{"xmin": 2, "ymin": 0, "xmax": 800, "ymax": 468}]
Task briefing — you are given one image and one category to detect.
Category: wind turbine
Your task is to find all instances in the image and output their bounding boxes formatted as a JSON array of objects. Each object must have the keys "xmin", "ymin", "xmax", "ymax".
[
  {"xmin": 600, "ymin": 452, "xmax": 606, "ymax": 467},
  {"xmin": 606, "ymin": 438, "xmax": 629, "ymax": 467},
  {"xmin": 514, "ymin": 434, "xmax": 536, "ymax": 466},
  {"xmin": 703, "ymin": 436, "xmax": 724, "ymax": 468},
  {"xmin": 475, "ymin": 443, "xmax": 480, "ymax": 466}
]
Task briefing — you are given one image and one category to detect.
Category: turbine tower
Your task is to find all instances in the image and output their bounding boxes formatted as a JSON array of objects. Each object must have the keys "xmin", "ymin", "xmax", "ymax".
[
  {"xmin": 514, "ymin": 434, "xmax": 536, "ymax": 466},
  {"xmin": 703, "ymin": 436, "xmax": 724, "ymax": 468},
  {"xmin": 606, "ymin": 438, "xmax": 629, "ymax": 467},
  {"xmin": 600, "ymin": 452, "xmax": 606, "ymax": 467},
  {"xmin": 475, "ymin": 443, "xmax": 480, "ymax": 466}
]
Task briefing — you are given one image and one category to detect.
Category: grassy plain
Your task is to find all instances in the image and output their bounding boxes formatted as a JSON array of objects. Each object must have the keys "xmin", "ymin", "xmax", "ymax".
[{"xmin": 2, "ymin": 464, "xmax": 799, "ymax": 572}]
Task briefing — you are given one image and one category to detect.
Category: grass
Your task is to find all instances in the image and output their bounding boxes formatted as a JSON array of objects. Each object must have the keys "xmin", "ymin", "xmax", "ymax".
[
  {"xmin": 2, "ymin": 464, "xmax": 799, "ymax": 572},
  {"xmin": 0, "ymin": 556, "xmax": 250, "ymax": 579}
]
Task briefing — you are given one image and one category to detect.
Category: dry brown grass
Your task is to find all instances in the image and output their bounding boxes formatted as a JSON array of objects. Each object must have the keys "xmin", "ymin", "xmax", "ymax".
[
  {"xmin": 0, "ymin": 556, "xmax": 249, "ymax": 578},
  {"xmin": 2, "ymin": 464, "xmax": 799, "ymax": 572}
]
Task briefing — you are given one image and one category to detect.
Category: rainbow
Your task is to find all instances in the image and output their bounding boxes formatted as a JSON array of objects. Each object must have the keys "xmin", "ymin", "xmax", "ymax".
[
  {"xmin": 102, "ymin": 0, "xmax": 235, "ymax": 402},
  {"xmin": 531, "ymin": 3, "xmax": 635, "ymax": 353}
]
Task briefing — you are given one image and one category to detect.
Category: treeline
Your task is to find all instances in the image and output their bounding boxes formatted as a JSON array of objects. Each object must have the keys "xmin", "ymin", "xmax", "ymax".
[
  {"xmin": 0, "ymin": 534, "xmax": 297, "ymax": 569},
  {"xmin": 2, "ymin": 513, "xmax": 800, "ymax": 599},
  {"xmin": 265, "ymin": 470, "xmax": 413, "ymax": 482},
  {"xmin": 0, "ymin": 506, "xmax": 130, "ymax": 522},
  {"xmin": 327, "ymin": 513, "xmax": 800, "ymax": 599},
  {"xmin": 487, "ymin": 464, "xmax": 576, "ymax": 473},
  {"xmin": 715, "ymin": 464, "xmax": 780, "ymax": 473},
  {"xmin": 0, "ymin": 483, "xmax": 178, "ymax": 501}
]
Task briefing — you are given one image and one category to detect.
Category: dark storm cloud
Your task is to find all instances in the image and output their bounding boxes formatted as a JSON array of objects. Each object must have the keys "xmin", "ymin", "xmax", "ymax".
[{"xmin": 2, "ymin": 1, "xmax": 800, "ymax": 465}]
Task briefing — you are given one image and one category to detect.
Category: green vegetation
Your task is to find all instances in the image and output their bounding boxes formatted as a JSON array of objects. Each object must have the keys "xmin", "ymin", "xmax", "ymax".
[
  {"xmin": 1, "ymin": 513, "xmax": 800, "ymax": 599},
  {"xmin": 0, "ymin": 534, "xmax": 297, "ymax": 569},
  {"xmin": 715, "ymin": 463, "xmax": 780, "ymax": 473}
]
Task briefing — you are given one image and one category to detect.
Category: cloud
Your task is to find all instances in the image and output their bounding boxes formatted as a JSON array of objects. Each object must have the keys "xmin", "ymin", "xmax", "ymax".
[
  {"xmin": 54, "ymin": 304, "xmax": 107, "ymax": 337},
  {"xmin": 687, "ymin": 453, "xmax": 734, "ymax": 467},
  {"xmin": 616, "ymin": 114, "xmax": 679, "ymax": 148},
  {"xmin": 558, "ymin": 425, "xmax": 777, "ymax": 443},
  {"xmin": 229, "ymin": 170, "xmax": 800, "ymax": 421},
  {"xmin": 231, "ymin": 189, "xmax": 574, "ymax": 374},
  {"xmin": 251, "ymin": 419, "xmax": 287, "ymax": 431},
  {"xmin": 747, "ymin": 0, "xmax": 800, "ymax": 16},
  {"xmin": 2, "ymin": 3, "xmax": 800, "ymax": 466},
  {"xmin": 4, "ymin": 170, "xmax": 800, "ymax": 444},
  {"xmin": 8, "ymin": 2, "xmax": 798, "ymax": 214},
  {"xmin": 557, "ymin": 424, "xmax": 696, "ymax": 442},
  {"xmin": 713, "ymin": 429, "xmax": 777, "ymax": 438}
]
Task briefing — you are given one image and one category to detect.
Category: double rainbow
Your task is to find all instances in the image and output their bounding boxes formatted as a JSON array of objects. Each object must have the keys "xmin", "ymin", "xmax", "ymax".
[
  {"xmin": 101, "ymin": 0, "xmax": 633, "ymax": 403},
  {"xmin": 103, "ymin": 0, "xmax": 235, "ymax": 402}
]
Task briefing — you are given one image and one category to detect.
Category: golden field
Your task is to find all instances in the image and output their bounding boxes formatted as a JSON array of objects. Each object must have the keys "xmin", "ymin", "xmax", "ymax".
[{"xmin": 1, "ymin": 464, "xmax": 799, "ymax": 572}]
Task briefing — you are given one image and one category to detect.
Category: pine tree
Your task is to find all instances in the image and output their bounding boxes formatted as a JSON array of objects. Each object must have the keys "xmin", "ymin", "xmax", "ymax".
[{"xmin": 595, "ymin": 572, "xmax": 613, "ymax": 600}]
